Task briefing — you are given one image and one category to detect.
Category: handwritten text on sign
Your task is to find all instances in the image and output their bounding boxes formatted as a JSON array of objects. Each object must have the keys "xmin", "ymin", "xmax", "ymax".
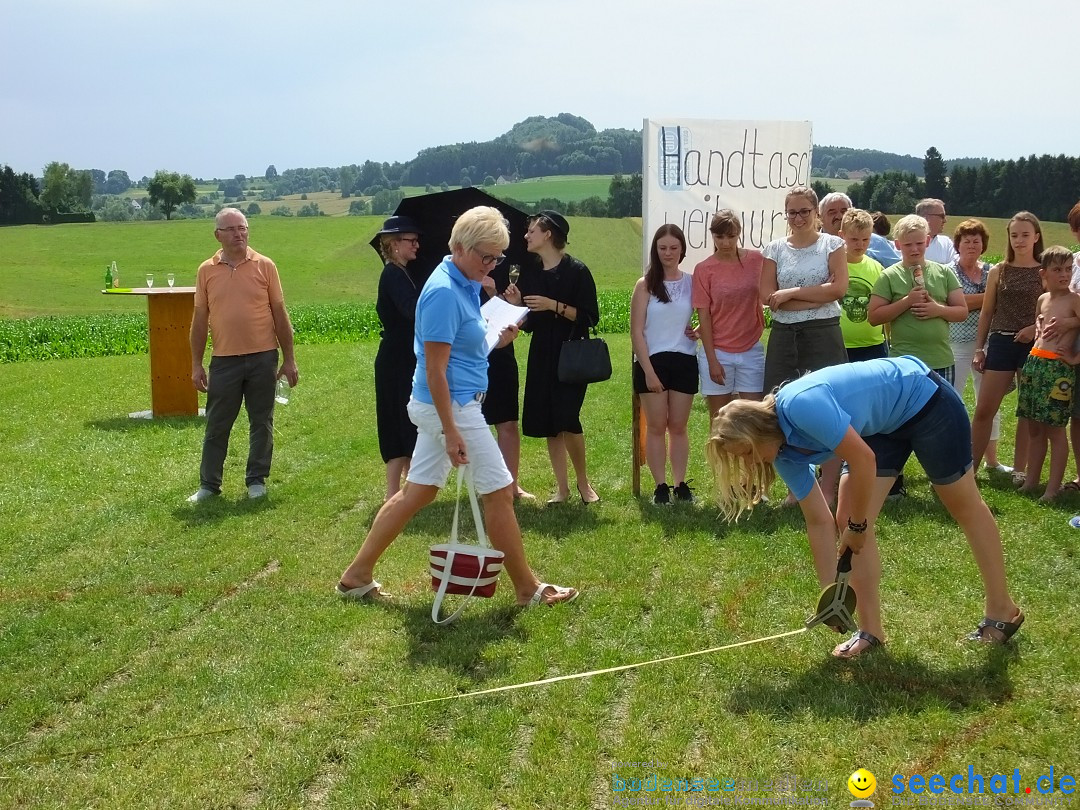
[{"xmin": 643, "ymin": 119, "xmax": 813, "ymax": 268}]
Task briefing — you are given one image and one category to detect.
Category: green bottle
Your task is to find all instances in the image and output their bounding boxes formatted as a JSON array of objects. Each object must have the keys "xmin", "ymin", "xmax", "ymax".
[{"xmin": 105, "ymin": 264, "xmax": 113, "ymax": 288}]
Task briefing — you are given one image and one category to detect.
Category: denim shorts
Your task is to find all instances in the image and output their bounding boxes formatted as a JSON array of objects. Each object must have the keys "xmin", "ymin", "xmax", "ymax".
[
  {"xmin": 985, "ymin": 331, "xmax": 1034, "ymax": 372},
  {"xmin": 863, "ymin": 371, "xmax": 973, "ymax": 486}
]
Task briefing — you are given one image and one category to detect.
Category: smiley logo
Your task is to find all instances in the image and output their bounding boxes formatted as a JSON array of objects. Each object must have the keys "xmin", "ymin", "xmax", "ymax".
[{"xmin": 847, "ymin": 769, "xmax": 877, "ymax": 799}]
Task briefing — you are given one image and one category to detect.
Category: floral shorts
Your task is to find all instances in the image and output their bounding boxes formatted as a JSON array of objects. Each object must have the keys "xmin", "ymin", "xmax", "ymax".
[{"xmin": 1017, "ymin": 351, "xmax": 1074, "ymax": 428}]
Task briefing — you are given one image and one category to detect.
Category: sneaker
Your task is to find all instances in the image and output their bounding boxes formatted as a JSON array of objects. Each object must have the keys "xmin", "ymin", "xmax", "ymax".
[
  {"xmin": 986, "ymin": 462, "xmax": 1014, "ymax": 474},
  {"xmin": 248, "ymin": 483, "xmax": 267, "ymax": 499},
  {"xmin": 886, "ymin": 475, "xmax": 906, "ymax": 501},
  {"xmin": 653, "ymin": 482, "xmax": 671, "ymax": 505},
  {"xmin": 672, "ymin": 481, "xmax": 695, "ymax": 503},
  {"xmin": 187, "ymin": 487, "xmax": 217, "ymax": 503}
]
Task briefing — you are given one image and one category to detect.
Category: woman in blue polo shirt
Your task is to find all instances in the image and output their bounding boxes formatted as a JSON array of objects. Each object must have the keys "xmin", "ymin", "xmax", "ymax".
[
  {"xmin": 705, "ymin": 356, "xmax": 1022, "ymax": 658},
  {"xmin": 337, "ymin": 206, "xmax": 578, "ymax": 608}
]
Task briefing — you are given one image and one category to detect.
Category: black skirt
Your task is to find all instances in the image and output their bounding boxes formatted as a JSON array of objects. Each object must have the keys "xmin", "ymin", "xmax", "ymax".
[
  {"xmin": 482, "ymin": 344, "xmax": 520, "ymax": 425},
  {"xmin": 374, "ymin": 333, "xmax": 417, "ymax": 462}
]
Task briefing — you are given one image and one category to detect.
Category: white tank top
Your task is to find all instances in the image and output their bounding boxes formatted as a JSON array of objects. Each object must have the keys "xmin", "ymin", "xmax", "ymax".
[{"xmin": 642, "ymin": 272, "xmax": 696, "ymax": 356}]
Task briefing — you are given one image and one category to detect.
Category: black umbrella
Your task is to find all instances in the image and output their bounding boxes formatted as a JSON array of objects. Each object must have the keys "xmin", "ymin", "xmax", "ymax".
[{"xmin": 368, "ymin": 187, "xmax": 531, "ymax": 290}]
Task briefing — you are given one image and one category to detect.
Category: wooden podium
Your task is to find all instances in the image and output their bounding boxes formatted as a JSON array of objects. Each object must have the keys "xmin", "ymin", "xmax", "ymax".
[{"xmin": 104, "ymin": 288, "xmax": 198, "ymax": 417}]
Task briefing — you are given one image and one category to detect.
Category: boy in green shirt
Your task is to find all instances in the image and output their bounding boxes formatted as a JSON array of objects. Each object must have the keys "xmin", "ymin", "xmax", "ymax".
[
  {"xmin": 839, "ymin": 209, "xmax": 887, "ymax": 362},
  {"xmin": 869, "ymin": 214, "xmax": 968, "ymax": 384}
]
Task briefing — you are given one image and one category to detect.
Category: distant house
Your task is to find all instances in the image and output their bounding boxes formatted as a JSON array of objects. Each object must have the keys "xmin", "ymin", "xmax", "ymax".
[
  {"xmin": 130, "ymin": 199, "xmax": 142, "ymax": 210},
  {"xmin": 496, "ymin": 174, "xmax": 517, "ymax": 185}
]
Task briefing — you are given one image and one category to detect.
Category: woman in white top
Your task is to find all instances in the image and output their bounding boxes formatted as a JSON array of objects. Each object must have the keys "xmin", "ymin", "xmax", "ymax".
[
  {"xmin": 631, "ymin": 224, "xmax": 699, "ymax": 505},
  {"xmin": 760, "ymin": 186, "xmax": 849, "ymax": 506}
]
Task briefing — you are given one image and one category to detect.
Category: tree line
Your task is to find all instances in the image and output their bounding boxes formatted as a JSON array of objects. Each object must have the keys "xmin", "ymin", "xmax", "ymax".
[{"xmin": 838, "ymin": 147, "xmax": 1080, "ymax": 224}]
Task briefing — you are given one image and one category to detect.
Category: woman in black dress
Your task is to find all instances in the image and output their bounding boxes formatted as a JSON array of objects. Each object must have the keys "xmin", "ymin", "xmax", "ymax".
[
  {"xmin": 481, "ymin": 266, "xmax": 534, "ymax": 500},
  {"xmin": 505, "ymin": 211, "xmax": 601, "ymax": 504},
  {"xmin": 373, "ymin": 215, "xmax": 423, "ymax": 500}
]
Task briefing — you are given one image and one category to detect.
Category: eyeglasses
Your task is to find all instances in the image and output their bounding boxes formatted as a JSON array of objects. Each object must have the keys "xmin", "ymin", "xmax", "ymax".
[
  {"xmin": 926, "ymin": 212, "xmax": 947, "ymax": 219},
  {"xmin": 398, "ymin": 237, "xmax": 419, "ymax": 246},
  {"xmin": 785, "ymin": 208, "xmax": 813, "ymax": 221},
  {"xmin": 472, "ymin": 248, "xmax": 505, "ymax": 267},
  {"xmin": 217, "ymin": 225, "xmax": 248, "ymax": 234}
]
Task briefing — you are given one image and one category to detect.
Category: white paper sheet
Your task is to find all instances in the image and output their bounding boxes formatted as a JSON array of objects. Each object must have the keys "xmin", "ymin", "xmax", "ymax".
[{"xmin": 480, "ymin": 297, "xmax": 529, "ymax": 354}]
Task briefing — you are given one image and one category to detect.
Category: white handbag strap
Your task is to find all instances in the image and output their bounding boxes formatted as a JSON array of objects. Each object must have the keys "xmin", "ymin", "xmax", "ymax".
[
  {"xmin": 433, "ymin": 464, "xmax": 491, "ymax": 625},
  {"xmin": 450, "ymin": 463, "xmax": 489, "ymax": 549}
]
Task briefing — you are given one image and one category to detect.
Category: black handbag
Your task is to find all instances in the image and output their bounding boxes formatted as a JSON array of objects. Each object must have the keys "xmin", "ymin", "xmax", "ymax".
[{"xmin": 557, "ymin": 312, "xmax": 611, "ymax": 385}]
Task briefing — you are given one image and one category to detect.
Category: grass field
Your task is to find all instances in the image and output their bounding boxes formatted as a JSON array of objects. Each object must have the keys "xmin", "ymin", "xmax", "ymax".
[
  {"xmin": 2, "ymin": 214, "xmax": 1074, "ymax": 320},
  {"xmin": 1, "ymin": 335, "xmax": 1077, "ymax": 808},
  {"xmin": 0, "ymin": 216, "xmax": 644, "ymax": 318}
]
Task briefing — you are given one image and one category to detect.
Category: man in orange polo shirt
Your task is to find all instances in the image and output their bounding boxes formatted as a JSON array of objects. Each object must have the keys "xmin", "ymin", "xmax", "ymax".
[{"xmin": 188, "ymin": 207, "xmax": 299, "ymax": 502}]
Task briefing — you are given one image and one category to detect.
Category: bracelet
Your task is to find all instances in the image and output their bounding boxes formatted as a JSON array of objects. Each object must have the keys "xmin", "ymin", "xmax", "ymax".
[
  {"xmin": 846, "ymin": 518, "xmax": 868, "ymax": 534},
  {"xmin": 975, "ymin": 347, "xmax": 986, "ymax": 354},
  {"xmin": 557, "ymin": 302, "xmax": 565, "ymax": 317}
]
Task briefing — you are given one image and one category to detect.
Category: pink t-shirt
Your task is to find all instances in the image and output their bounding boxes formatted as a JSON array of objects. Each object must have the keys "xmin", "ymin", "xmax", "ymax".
[{"xmin": 692, "ymin": 250, "xmax": 765, "ymax": 353}]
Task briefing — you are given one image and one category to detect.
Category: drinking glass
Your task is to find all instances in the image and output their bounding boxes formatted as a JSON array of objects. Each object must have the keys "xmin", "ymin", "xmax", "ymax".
[
  {"xmin": 508, "ymin": 265, "xmax": 521, "ymax": 284},
  {"xmin": 167, "ymin": 273, "xmax": 175, "ymax": 289},
  {"xmin": 146, "ymin": 274, "xmax": 154, "ymax": 289}
]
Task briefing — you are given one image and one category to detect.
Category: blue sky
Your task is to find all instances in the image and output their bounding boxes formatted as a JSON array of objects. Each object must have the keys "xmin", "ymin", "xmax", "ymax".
[{"xmin": 2, "ymin": 0, "xmax": 1074, "ymax": 180}]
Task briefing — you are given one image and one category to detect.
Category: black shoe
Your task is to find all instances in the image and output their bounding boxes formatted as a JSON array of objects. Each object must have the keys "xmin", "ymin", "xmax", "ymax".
[
  {"xmin": 672, "ymin": 481, "xmax": 694, "ymax": 503},
  {"xmin": 653, "ymin": 483, "xmax": 671, "ymax": 505},
  {"xmin": 886, "ymin": 475, "xmax": 907, "ymax": 501}
]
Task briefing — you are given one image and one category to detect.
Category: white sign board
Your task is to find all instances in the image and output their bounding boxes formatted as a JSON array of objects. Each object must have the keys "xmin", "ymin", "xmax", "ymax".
[{"xmin": 642, "ymin": 119, "xmax": 813, "ymax": 270}]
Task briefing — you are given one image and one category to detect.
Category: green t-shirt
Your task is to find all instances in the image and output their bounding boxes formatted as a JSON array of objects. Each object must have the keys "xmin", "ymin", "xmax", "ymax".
[
  {"xmin": 872, "ymin": 260, "xmax": 961, "ymax": 369},
  {"xmin": 840, "ymin": 255, "xmax": 886, "ymax": 348}
]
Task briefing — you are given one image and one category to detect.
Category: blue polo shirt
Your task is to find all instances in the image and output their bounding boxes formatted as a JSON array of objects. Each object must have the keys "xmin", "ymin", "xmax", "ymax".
[
  {"xmin": 412, "ymin": 256, "xmax": 489, "ymax": 406},
  {"xmin": 773, "ymin": 356, "xmax": 938, "ymax": 499},
  {"xmin": 867, "ymin": 233, "xmax": 901, "ymax": 267}
]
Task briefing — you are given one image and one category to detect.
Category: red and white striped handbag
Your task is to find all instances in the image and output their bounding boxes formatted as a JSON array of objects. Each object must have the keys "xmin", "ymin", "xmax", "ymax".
[{"xmin": 429, "ymin": 464, "xmax": 505, "ymax": 625}]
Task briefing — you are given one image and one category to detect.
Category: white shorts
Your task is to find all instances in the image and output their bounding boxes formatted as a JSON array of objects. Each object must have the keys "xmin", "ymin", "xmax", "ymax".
[
  {"xmin": 406, "ymin": 398, "xmax": 513, "ymax": 495},
  {"xmin": 697, "ymin": 343, "xmax": 766, "ymax": 396}
]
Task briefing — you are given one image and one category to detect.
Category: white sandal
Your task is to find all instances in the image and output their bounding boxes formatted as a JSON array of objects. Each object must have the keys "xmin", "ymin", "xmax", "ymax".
[
  {"xmin": 525, "ymin": 582, "xmax": 579, "ymax": 607},
  {"xmin": 335, "ymin": 580, "xmax": 390, "ymax": 602}
]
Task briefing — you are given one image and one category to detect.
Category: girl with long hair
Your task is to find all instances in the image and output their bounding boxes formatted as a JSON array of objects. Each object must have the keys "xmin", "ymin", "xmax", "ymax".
[
  {"xmin": 971, "ymin": 211, "xmax": 1045, "ymax": 477},
  {"xmin": 631, "ymin": 224, "xmax": 699, "ymax": 504}
]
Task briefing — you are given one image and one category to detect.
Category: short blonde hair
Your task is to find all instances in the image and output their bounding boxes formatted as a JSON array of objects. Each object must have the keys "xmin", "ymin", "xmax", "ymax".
[
  {"xmin": 449, "ymin": 206, "xmax": 509, "ymax": 253},
  {"xmin": 893, "ymin": 214, "xmax": 930, "ymax": 240},
  {"xmin": 704, "ymin": 397, "xmax": 784, "ymax": 521},
  {"xmin": 840, "ymin": 209, "xmax": 873, "ymax": 234}
]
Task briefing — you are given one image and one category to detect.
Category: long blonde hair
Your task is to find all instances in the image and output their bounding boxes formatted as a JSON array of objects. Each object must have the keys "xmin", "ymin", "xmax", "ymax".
[{"xmin": 704, "ymin": 396, "xmax": 784, "ymax": 521}]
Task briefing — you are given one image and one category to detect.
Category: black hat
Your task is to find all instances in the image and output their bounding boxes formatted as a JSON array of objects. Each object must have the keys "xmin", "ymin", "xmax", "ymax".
[
  {"xmin": 376, "ymin": 215, "xmax": 423, "ymax": 235},
  {"xmin": 534, "ymin": 209, "xmax": 569, "ymax": 239}
]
